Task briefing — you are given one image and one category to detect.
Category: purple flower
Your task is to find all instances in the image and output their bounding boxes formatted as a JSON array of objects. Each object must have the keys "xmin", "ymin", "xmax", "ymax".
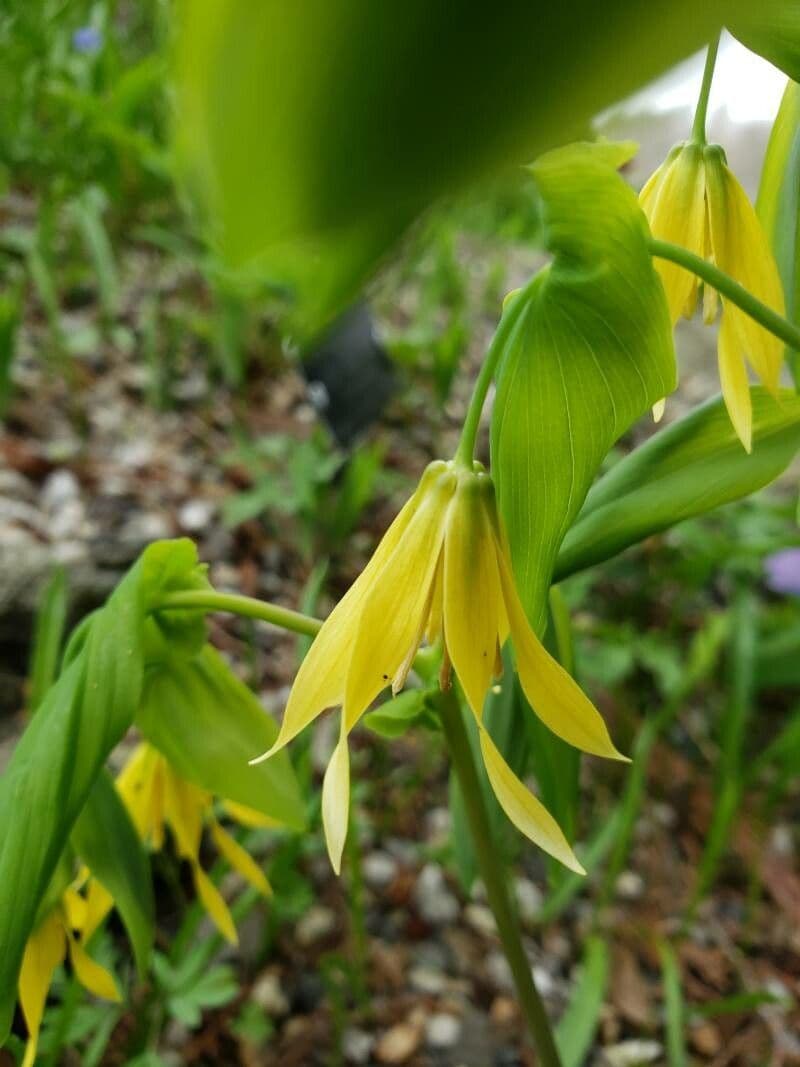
[
  {"xmin": 72, "ymin": 27, "xmax": 102, "ymax": 54},
  {"xmin": 764, "ymin": 548, "xmax": 800, "ymax": 597}
]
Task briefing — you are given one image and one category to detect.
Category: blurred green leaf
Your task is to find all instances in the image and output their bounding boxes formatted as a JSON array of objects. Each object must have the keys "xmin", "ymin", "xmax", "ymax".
[
  {"xmin": 0, "ymin": 286, "xmax": 20, "ymax": 417},
  {"xmin": 757, "ymin": 78, "xmax": 800, "ymax": 385},
  {"xmin": 492, "ymin": 142, "xmax": 675, "ymax": 631},
  {"xmin": 555, "ymin": 935, "xmax": 610, "ymax": 1067},
  {"xmin": 658, "ymin": 940, "xmax": 688, "ymax": 1067},
  {"xmin": 27, "ymin": 565, "xmax": 68, "ymax": 713},
  {"xmin": 72, "ymin": 771, "xmax": 154, "ymax": 977},
  {"xmin": 136, "ymin": 644, "xmax": 306, "ymax": 830},
  {"xmin": 731, "ymin": 6, "xmax": 800, "ymax": 81},
  {"xmin": 363, "ymin": 689, "xmax": 431, "ymax": 739},
  {"xmin": 175, "ymin": 1, "xmax": 741, "ymax": 335},
  {"xmin": 556, "ymin": 390, "xmax": 800, "ymax": 581},
  {"xmin": 0, "ymin": 539, "xmax": 208, "ymax": 1042}
]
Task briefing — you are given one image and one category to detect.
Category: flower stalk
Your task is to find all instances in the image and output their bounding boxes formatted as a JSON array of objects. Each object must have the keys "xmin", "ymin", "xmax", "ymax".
[
  {"xmin": 157, "ymin": 589, "xmax": 321, "ymax": 639},
  {"xmin": 691, "ymin": 35, "xmax": 720, "ymax": 145},
  {"xmin": 648, "ymin": 237, "xmax": 800, "ymax": 353},
  {"xmin": 436, "ymin": 687, "xmax": 563, "ymax": 1067}
]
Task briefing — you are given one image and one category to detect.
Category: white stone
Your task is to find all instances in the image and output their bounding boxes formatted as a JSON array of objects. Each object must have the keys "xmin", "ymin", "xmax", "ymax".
[
  {"xmin": 179, "ymin": 499, "xmax": 215, "ymax": 532},
  {"xmin": 251, "ymin": 971, "xmax": 289, "ymax": 1016},
  {"xmin": 363, "ymin": 850, "xmax": 398, "ymax": 889},
  {"xmin": 602, "ymin": 1040, "xmax": 663, "ymax": 1066},
  {"xmin": 343, "ymin": 1027, "xmax": 374, "ymax": 1064},
  {"xmin": 414, "ymin": 864, "xmax": 459, "ymax": 925},
  {"xmin": 425, "ymin": 1013, "xmax": 461, "ymax": 1049},
  {"xmin": 295, "ymin": 904, "xmax": 337, "ymax": 947}
]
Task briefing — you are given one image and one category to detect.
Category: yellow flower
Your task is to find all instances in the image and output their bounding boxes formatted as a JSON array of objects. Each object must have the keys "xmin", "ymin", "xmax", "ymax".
[
  {"xmin": 18, "ymin": 880, "xmax": 120, "ymax": 1067},
  {"xmin": 115, "ymin": 743, "xmax": 274, "ymax": 944},
  {"xmin": 640, "ymin": 142, "xmax": 785, "ymax": 451},
  {"xmin": 254, "ymin": 461, "xmax": 625, "ymax": 874}
]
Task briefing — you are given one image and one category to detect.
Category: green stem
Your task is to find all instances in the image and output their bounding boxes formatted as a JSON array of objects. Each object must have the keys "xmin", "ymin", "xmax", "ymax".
[
  {"xmin": 454, "ymin": 279, "xmax": 533, "ymax": 467},
  {"xmin": 437, "ymin": 688, "xmax": 563, "ymax": 1067},
  {"xmin": 691, "ymin": 35, "xmax": 720, "ymax": 145},
  {"xmin": 156, "ymin": 590, "xmax": 321, "ymax": 638},
  {"xmin": 649, "ymin": 237, "xmax": 800, "ymax": 351}
]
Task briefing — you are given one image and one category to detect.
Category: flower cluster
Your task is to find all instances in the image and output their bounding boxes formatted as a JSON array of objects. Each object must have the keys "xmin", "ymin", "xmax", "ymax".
[
  {"xmin": 255, "ymin": 460, "xmax": 625, "ymax": 873},
  {"xmin": 640, "ymin": 142, "xmax": 785, "ymax": 450}
]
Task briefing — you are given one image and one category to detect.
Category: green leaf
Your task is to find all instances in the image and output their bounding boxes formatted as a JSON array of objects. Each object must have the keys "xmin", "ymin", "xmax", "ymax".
[
  {"xmin": 363, "ymin": 689, "xmax": 430, "ymax": 739},
  {"xmin": 491, "ymin": 142, "xmax": 675, "ymax": 630},
  {"xmin": 0, "ymin": 539, "xmax": 207, "ymax": 1042},
  {"xmin": 658, "ymin": 940, "xmax": 689, "ymax": 1067},
  {"xmin": 555, "ymin": 935, "xmax": 610, "ymax": 1067},
  {"xmin": 757, "ymin": 78, "xmax": 800, "ymax": 385},
  {"xmin": 730, "ymin": 5, "xmax": 800, "ymax": 81},
  {"xmin": 136, "ymin": 644, "xmax": 305, "ymax": 831},
  {"xmin": 555, "ymin": 389, "xmax": 800, "ymax": 581},
  {"xmin": 27, "ymin": 565, "xmax": 69, "ymax": 712},
  {"xmin": 71, "ymin": 771, "xmax": 155, "ymax": 978},
  {"xmin": 175, "ymin": 1, "xmax": 742, "ymax": 336}
]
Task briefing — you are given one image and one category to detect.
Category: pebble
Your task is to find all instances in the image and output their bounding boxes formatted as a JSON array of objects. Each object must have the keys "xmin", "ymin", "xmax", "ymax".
[
  {"xmin": 119, "ymin": 511, "xmax": 172, "ymax": 549},
  {"xmin": 374, "ymin": 1021, "xmax": 421, "ymax": 1064},
  {"xmin": 343, "ymin": 1027, "xmax": 374, "ymax": 1064},
  {"xmin": 409, "ymin": 965, "xmax": 447, "ymax": 995},
  {"xmin": 489, "ymin": 996, "xmax": 518, "ymax": 1025},
  {"xmin": 615, "ymin": 870, "xmax": 645, "ymax": 900},
  {"xmin": 486, "ymin": 951, "xmax": 513, "ymax": 992},
  {"xmin": 425, "ymin": 805, "xmax": 452, "ymax": 843},
  {"xmin": 414, "ymin": 864, "xmax": 459, "ymax": 925},
  {"xmin": 602, "ymin": 1040, "xmax": 663, "ymax": 1066},
  {"xmin": 250, "ymin": 971, "xmax": 289, "ymax": 1016},
  {"xmin": 514, "ymin": 878, "xmax": 543, "ymax": 926},
  {"xmin": 178, "ymin": 498, "xmax": 215, "ymax": 532},
  {"xmin": 40, "ymin": 469, "xmax": 80, "ymax": 512},
  {"xmin": 295, "ymin": 904, "xmax": 337, "ymax": 947},
  {"xmin": 465, "ymin": 903, "xmax": 496, "ymax": 937},
  {"xmin": 425, "ymin": 1013, "xmax": 461, "ymax": 1049},
  {"xmin": 363, "ymin": 850, "xmax": 398, "ymax": 889}
]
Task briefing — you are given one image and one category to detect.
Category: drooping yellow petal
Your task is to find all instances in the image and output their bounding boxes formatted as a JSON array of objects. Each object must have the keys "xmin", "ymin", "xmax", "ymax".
[
  {"xmin": 496, "ymin": 544, "xmax": 626, "ymax": 760},
  {"xmin": 478, "ymin": 728, "xmax": 584, "ymax": 874},
  {"xmin": 424, "ymin": 556, "xmax": 445, "ymax": 644},
  {"xmin": 343, "ymin": 471, "xmax": 455, "ymax": 729},
  {"xmin": 66, "ymin": 933, "xmax": 121, "ymax": 1002},
  {"xmin": 163, "ymin": 770, "xmax": 205, "ymax": 861},
  {"xmin": 224, "ymin": 799, "xmax": 281, "ymax": 830},
  {"xmin": 62, "ymin": 887, "xmax": 89, "ymax": 932},
  {"xmin": 192, "ymin": 864, "xmax": 238, "ymax": 944},
  {"xmin": 19, "ymin": 911, "xmax": 67, "ymax": 1067},
  {"xmin": 321, "ymin": 721, "xmax": 350, "ymax": 875},
  {"xmin": 717, "ymin": 311, "xmax": 753, "ymax": 453},
  {"xmin": 705, "ymin": 153, "xmax": 785, "ymax": 392},
  {"xmin": 641, "ymin": 145, "xmax": 706, "ymax": 323},
  {"xmin": 210, "ymin": 819, "xmax": 272, "ymax": 897},
  {"xmin": 117, "ymin": 743, "xmax": 167, "ymax": 847},
  {"xmin": 252, "ymin": 464, "xmax": 449, "ymax": 764},
  {"xmin": 652, "ymin": 397, "xmax": 666, "ymax": 422},
  {"xmin": 82, "ymin": 880, "xmax": 114, "ymax": 944},
  {"xmin": 443, "ymin": 476, "xmax": 501, "ymax": 716}
]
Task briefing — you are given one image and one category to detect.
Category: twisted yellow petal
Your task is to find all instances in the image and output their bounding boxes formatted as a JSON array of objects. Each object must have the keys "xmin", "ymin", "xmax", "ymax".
[
  {"xmin": 193, "ymin": 864, "xmax": 237, "ymax": 944},
  {"xmin": 443, "ymin": 475, "xmax": 501, "ymax": 716},
  {"xmin": 478, "ymin": 728, "xmax": 584, "ymax": 875},
  {"xmin": 640, "ymin": 145, "xmax": 706, "ymax": 323},
  {"xmin": 252, "ymin": 463, "xmax": 449, "ymax": 764},
  {"xmin": 717, "ymin": 311, "xmax": 753, "ymax": 453},
  {"xmin": 66, "ymin": 933, "xmax": 121, "ymax": 1002},
  {"xmin": 321, "ymin": 719, "xmax": 351, "ymax": 875},
  {"xmin": 496, "ymin": 543, "xmax": 626, "ymax": 761},
  {"xmin": 210, "ymin": 819, "xmax": 272, "ymax": 897},
  {"xmin": 343, "ymin": 470, "xmax": 454, "ymax": 727},
  {"xmin": 705, "ymin": 153, "xmax": 785, "ymax": 392},
  {"xmin": 19, "ymin": 912, "xmax": 66, "ymax": 1067}
]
